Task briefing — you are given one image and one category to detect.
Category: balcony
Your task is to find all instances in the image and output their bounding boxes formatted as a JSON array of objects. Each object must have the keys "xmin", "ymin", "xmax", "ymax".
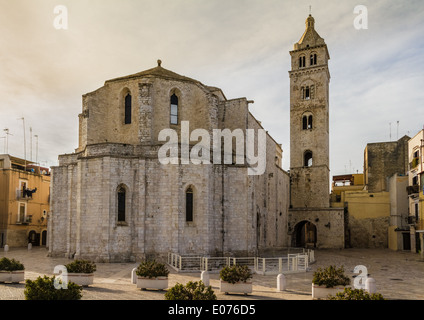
[
  {"xmin": 16, "ymin": 188, "xmax": 37, "ymax": 200},
  {"xmin": 407, "ymin": 184, "xmax": 420, "ymax": 196},
  {"xmin": 16, "ymin": 216, "xmax": 32, "ymax": 225}
]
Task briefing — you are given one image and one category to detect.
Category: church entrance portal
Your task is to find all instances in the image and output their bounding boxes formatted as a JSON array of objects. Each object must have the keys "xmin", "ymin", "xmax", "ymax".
[{"xmin": 293, "ymin": 221, "xmax": 317, "ymax": 248}]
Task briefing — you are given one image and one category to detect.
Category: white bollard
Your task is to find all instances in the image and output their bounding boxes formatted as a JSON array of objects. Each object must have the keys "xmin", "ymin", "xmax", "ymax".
[
  {"xmin": 201, "ymin": 271, "xmax": 210, "ymax": 287},
  {"xmin": 277, "ymin": 274, "xmax": 286, "ymax": 291},
  {"xmin": 4, "ymin": 244, "xmax": 9, "ymax": 252},
  {"xmin": 365, "ymin": 277, "xmax": 376, "ymax": 294},
  {"xmin": 131, "ymin": 268, "xmax": 137, "ymax": 284},
  {"xmin": 28, "ymin": 243, "xmax": 32, "ymax": 250}
]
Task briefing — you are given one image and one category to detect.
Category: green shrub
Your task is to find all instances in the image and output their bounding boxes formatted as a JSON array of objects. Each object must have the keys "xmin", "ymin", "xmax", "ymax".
[
  {"xmin": 0, "ymin": 257, "xmax": 25, "ymax": 271},
  {"xmin": 312, "ymin": 265, "xmax": 351, "ymax": 288},
  {"xmin": 328, "ymin": 287, "xmax": 385, "ymax": 300},
  {"xmin": 165, "ymin": 281, "xmax": 217, "ymax": 300},
  {"xmin": 220, "ymin": 265, "xmax": 252, "ymax": 284},
  {"xmin": 24, "ymin": 275, "xmax": 82, "ymax": 300},
  {"xmin": 136, "ymin": 260, "xmax": 169, "ymax": 279},
  {"xmin": 65, "ymin": 260, "xmax": 96, "ymax": 274}
]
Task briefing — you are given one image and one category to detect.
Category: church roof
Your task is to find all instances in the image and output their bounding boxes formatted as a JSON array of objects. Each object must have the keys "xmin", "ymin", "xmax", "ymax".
[{"xmin": 105, "ymin": 60, "xmax": 201, "ymax": 85}]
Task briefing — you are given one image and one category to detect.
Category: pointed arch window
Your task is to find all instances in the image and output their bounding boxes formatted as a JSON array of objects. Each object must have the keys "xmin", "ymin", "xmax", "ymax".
[
  {"xmin": 301, "ymin": 85, "xmax": 315, "ymax": 100},
  {"xmin": 124, "ymin": 93, "xmax": 132, "ymax": 124},
  {"xmin": 302, "ymin": 115, "xmax": 313, "ymax": 130},
  {"xmin": 170, "ymin": 94, "xmax": 179, "ymax": 125},
  {"xmin": 304, "ymin": 151, "xmax": 313, "ymax": 167},
  {"xmin": 117, "ymin": 186, "xmax": 126, "ymax": 222},
  {"xmin": 185, "ymin": 187, "xmax": 194, "ymax": 222}
]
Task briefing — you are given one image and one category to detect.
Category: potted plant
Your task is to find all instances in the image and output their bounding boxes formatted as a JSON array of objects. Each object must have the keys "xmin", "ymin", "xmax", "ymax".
[
  {"xmin": 136, "ymin": 260, "xmax": 169, "ymax": 291},
  {"xmin": 64, "ymin": 259, "xmax": 96, "ymax": 287},
  {"xmin": 165, "ymin": 280, "xmax": 217, "ymax": 300},
  {"xmin": 219, "ymin": 265, "xmax": 253, "ymax": 295},
  {"xmin": 312, "ymin": 265, "xmax": 351, "ymax": 299},
  {"xmin": 0, "ymin": 257, "xmax": 25, "ymax": 284}
]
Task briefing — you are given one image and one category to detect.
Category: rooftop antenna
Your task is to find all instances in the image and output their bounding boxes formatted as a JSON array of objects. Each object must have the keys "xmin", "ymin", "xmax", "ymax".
[
  {"xmin": 17, "ymin": 117, "xmax": 26, "ymax": 170},
  {"xmin": 30, "ymin": 127, "xmax": 33, "ymax": 161},
  {"xmin": 34, "ymin": 135, "xmax": 39, "ymax": 171},
  {"xmin": 389, "ymin": 122, "xmax": 392, "ymax": 141},
  {"xmin": 3, "ymin": 129, "xmax": 12, "ymax": 154}
]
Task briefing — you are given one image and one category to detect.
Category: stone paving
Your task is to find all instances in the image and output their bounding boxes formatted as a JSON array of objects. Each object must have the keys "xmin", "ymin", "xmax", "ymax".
[{"xmin": 0, "ymin": 247, "xmax": 423, "ymax": 300}]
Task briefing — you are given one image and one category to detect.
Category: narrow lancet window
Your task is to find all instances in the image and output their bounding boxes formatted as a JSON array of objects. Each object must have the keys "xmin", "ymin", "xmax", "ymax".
[
  {"xmin": 125, "ymin": 94, "xmax": 132, "ymax": 124},
  {"xmin": 186, "ymin": 187, "xmax": 193, "ymax": 222},
  {"xmin": 310, "ymin": 54, "xmax": 317, "ymax": 66},
  {"xmin": 170, "ymin": 94, "xmax": 179, "ymax": 125},
  {"xmin": 118, "ymin": 186, "xmax": 126, "ymax": 222}
]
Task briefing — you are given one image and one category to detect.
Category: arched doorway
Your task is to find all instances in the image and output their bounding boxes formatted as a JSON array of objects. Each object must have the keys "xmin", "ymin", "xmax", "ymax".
[
  {"xmin": 28, "ymin": 230, "xmax": 40, "ymax": 246},
  {"xmin": 293, "ymin": 221, "xmax": 317, "ymax": 248}
]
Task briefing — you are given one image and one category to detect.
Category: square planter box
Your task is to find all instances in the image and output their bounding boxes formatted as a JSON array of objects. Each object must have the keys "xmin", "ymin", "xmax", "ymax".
[
  {"xmin": 312, "ymin": 284, "xmax": 347, "ymax": 299},
  {"xmin": 220, "ymin": 280, "xmax": 252, "ymax": 295},
  {"xmin": 137, "ymin": 277, "xmax": 168, "ymax": 291},
  {"xmin": 0, "ymin": 271, "xmax": 25, "ymax": 284},
  {"xmin": 67, "ymin": 273, "xmax": 94, "ymax": 287}
]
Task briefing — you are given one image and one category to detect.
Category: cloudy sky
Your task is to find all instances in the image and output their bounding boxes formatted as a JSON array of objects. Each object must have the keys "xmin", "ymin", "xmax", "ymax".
[{"xmin": 0, "ymin": 0, "xmax": 423, "ymax": 177}]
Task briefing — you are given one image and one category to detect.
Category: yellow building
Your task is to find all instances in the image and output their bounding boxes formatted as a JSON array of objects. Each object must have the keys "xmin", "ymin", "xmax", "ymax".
[
  {"xmin": 0, "ymin": 155, "xmax": 50, "ymax": 248},
  {"xmin": 330, "ymin": 172, "xmax": 410, "ymax": 249},
  {"xmin": 330, "ymin": 174, "xmax": 365, "ymax": 207}
]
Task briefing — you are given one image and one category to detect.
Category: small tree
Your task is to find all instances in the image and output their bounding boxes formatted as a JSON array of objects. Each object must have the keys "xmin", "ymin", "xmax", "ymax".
[
  {"xmin": 328, "ymin": 287, "xmax": 385, "ymax": 300},
  {"xmin": 136, "ymin": 260, "xmax": 169, "ymax": 279},
  {"xmin": 220, "ymin": 265, "xmax": 252, "ymax": 284},
  {"xmin": 24, "ymin": 276, "xmax": 82, "ymax": 300},
  {"xmin": 312, "ymin": 265, "xmax": 351, "ymax": 288},
  {"xmin": 165, "ymin": 281, "xmax": 217, "ymax": 300}
]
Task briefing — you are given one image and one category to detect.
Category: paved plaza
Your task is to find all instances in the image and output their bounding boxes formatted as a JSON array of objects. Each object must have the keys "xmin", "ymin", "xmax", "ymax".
[{"xmin": 0, "ymin": 247, "xmax": 423, "ymax": 300}]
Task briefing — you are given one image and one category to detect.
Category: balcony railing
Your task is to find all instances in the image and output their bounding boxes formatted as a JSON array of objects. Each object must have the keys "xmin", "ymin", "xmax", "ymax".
[
  {"xmin": 407, "ymin": 185, "xmax": 420, "ymax": 196},
  {"xmin": 16, "ymin": 188, "xmax": 37, "ymax": 200}
]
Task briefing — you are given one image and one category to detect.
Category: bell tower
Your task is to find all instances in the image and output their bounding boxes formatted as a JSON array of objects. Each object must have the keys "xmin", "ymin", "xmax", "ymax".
[{"xmin": 289, "ymin": 14, "xmax": 331, "ymax": 208}]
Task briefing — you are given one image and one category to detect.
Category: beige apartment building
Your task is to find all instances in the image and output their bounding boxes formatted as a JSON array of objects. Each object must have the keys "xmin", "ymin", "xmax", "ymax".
[
  {"xmin": 407, "ymin": 130, "xmax": 424, "ymax": 255},
  {"xmin": 0, "ymin": 154, "xmax": 50, "ymax": 248}
]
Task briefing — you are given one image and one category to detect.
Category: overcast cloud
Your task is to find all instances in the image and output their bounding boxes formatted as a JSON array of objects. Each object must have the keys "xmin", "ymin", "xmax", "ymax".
[{"xmin": 0, "ymin": 0, "xmax": 423, "ymax": 176}]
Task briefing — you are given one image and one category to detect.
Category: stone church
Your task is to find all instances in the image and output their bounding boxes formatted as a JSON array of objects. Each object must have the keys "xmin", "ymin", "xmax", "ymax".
[{"xmin": 48, "ymin": 14, "xmax": 344, "ymax": 262}]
